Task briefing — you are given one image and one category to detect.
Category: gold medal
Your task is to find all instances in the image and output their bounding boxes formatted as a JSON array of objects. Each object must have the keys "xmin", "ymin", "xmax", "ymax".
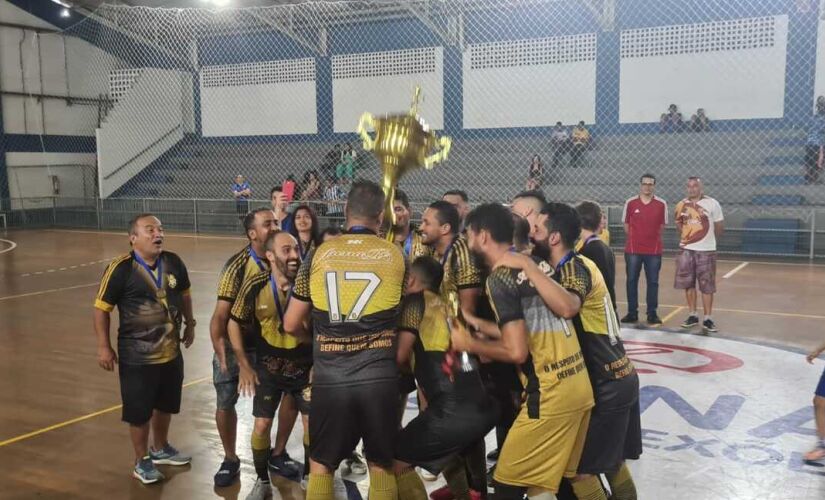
[{"xmin": 157, "ymin": 289, "xmax": 167, "ymax": 300}]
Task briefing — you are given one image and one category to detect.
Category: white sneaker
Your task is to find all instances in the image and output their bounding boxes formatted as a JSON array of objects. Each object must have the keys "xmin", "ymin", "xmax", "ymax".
[
  {"xmin": 345, "ymin": 452, "xmax": 367, "ymax": 475},
  {"xmin": 245, "ymin": 479, "xmax": 272, "ymax": 500},
  {"xmin": 418, "ymin": 467, "xmax": 438, "ymax": 481}
]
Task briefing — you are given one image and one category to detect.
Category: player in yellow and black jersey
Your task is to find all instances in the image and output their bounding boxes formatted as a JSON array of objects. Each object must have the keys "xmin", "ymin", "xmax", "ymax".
[
  {"xmin": 283, "ymin": 180, "xmax": 407, "ymax": 500},
  {"xmin": 210, "ymin": 208, "xmax": 305, "ymax": 488},
  {"xmin": 450, "ymin": 203, "xmax": 594, "ymax": 500},
  {"xmin": 227, "ymin": 230, "xmax": 311, "ymax": 498},
  {"xmin": 93, "ymin": 214, "xmax": 195, "ymax": 484},
  {"xmin": 394, "ymin": 256, "xmax": 498, "ymax": 500},
  {"xmin": 502, "ymin": 203, "xmax": 641, "ymax": 500},
  {"xmin": 390, "ymin": 190, "xmax": 428, "ymax": 261}
]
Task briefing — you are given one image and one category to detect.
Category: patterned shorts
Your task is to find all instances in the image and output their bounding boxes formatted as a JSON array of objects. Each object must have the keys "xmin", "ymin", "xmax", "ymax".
[{"xmin": 674, "ymin": 249, "xmax": 717, "ymax": 294}]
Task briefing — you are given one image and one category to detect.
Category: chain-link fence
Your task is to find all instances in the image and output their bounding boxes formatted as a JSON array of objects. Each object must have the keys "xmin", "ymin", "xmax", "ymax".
[{"xmin": 7, "ymin": 0, "xmax": 825, "ymax": 257}]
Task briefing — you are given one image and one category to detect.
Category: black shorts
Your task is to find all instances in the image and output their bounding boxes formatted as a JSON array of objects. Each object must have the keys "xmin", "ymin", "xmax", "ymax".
[
  {"xmin": 310, "ymin": 380, "xmax": 398, "ymax": 470},
  {"xmin": 119, "ymin": 354, "xmax": 184, "ymax": 425},
  {"xmin": 253, "ymin": 367, "xmax": 311, "ymax": 419},
  {"xmin": 399, "ymin": 373, "xmax": 417, "ymax": 395},
  {"xmin": 396, "ymin": 398, "xmax": 499, "ymax": 474},
  {"xmin": 577, "ymin": 381, "xmax": 642, "ymax": 474}
]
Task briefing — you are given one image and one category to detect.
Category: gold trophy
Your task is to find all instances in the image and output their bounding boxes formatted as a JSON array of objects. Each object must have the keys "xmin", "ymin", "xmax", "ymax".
[
  {"xmin": 446, "ymin": 291, "xmax": 477, "ymax": 373},
  {"xmin": 357, "ymin": 87, "xmax": 452, "ymax": 241}
]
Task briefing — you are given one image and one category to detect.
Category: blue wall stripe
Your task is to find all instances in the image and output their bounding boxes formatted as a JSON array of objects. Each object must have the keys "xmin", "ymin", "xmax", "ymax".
[
  {"xmin": 3, "ymin": 134, "xmax": 96, "ymax": 153},
  {"xmin": 0, "ymin": 87, "xmax": 9, "ymax": 202}
]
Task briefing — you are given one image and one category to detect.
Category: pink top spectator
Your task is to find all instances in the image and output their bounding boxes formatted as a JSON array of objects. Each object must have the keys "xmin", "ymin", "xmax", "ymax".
[{"xmin": 623, "ymin": 196, "xmax": 668, "ymax": 255}]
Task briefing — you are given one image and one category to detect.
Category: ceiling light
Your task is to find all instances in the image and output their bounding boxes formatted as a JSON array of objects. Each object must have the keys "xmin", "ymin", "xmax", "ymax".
[{"xmin": 60, "ymin": 7, "xmax": 71, "ymax": 17}]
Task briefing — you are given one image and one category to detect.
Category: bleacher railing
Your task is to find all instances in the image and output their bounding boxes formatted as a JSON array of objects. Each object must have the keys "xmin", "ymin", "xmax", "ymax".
[{"xmin": 2, "ymin": 197, "xmax": 825, "ymax": 261}]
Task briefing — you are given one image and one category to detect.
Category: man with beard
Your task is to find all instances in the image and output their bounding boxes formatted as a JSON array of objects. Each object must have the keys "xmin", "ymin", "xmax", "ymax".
[
  {"xmin": 211, "ymin": 209, "xmax": 302, "ymax": 486},
  {"xmin": 418, "ymin": 200, "xmax": 487, "ymax": 496},
  {"xmin": 442, "ymin": 190, "xmax": 470, "ymax": 233},
  {"xmin": 510, "ymin": 191, "xmax": 549, "ymax": 261},
  {"xmin": 392, "ymin": 190, "xmax": 428, "ymax": 261},
  {"xmin": 93, "ymin": 214, "xmax": 195, "ymax": 484},
  {"xmin": 450, "ymin": 203, "xmax": 594, "ymax": 500},
  {"xmin": 284, "ymin": 180, "xmax": 406, "ymax": 500},
  {"xmin": 228, "ymin": 230, "xmax": 311, "ymax": 500},
  {"xmin": 498, "ymin": 203, "xmax": 641, "ymax": 500}
]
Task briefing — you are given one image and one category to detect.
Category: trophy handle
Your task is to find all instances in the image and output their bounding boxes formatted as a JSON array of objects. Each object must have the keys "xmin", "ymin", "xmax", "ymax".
[
  {"xmin": 358, "ymin": 112, "xmax": 377, "ymax": 152},
  {"xmin": 424, "ymin": 135, "xmax": 452, "ymax": 169}
]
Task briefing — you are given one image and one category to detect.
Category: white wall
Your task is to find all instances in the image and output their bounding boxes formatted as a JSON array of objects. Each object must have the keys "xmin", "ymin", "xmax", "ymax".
[
  {"xmin": 815, "ymin": 18, "xmax": 825, "ymax": 108},
  {"xmin": 200, "ymin": 59, "xmax": 318, "ymax": 136},
  {"xmin": 463, "ymin": 59, "xmax": 597, "ymax": 129},
  {"xmin": 97, "ymin": 69, "xmax": 190, "ymax": 198},
  {"xmin": 332, "ymin": 48, "xmax": 444, "ymax": 133},
  {"xmin": 0, "ymin": 2, "xmax": 123, "ymax": 136},
  {"xmin": 6, "ymin": 152, "xmax": 96, "ymax": 203},
  {"xmin": 619, "ymin": 15, "xmax": 789, "ymax": 123}
]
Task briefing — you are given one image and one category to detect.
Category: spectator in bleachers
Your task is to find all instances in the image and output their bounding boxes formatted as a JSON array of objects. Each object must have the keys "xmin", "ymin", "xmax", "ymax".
[
  {"xmin": 288, "ymin": 204, "xmax": 320, "ymax": 261},
  {"xmin": 231, "ymin": 174, "xmax": 251, "ymax": 219},
  {"xmin": 526, "ymin": 154, "xmax": 544, "ymax": 190},
  {"xmin": 660, "ymin": 104, "xmax": 683, "ymax": 133},
  {"xmin": 336, "ymin": 143, "xmax": 357, "ymax": 180},
  {"xmin": 690, "ymin": 108, "xmax": 710, "ymax": 132},
  {"xmin": 570, "ymin": 121, "xmax": 591, "ymax": 168},
  {"xmin": 323, "ymin": 176, "xmax": 347, "ymax": 223},
  {"xmin": 442, "ymin": 190, "xmax": 470, "ymax": 232},
  {"xmin": 270, "ymin": 185, "xmax": 293, "ymax": 233},
  {"xmin": 804, "ymin": 96, "xmax": 825, "ymax": 184},
  {"xmin": 322, "ymin": 144, "xmax": 341, "ymax": 180},
  {"xmin": 299, "ymin": 170, "xmax": 323, "ymax": 202},
  {"xmin": 550, "ymin": 121, "xmax": 570, "ymax": 168},
  {"xmin": 319, "ymin": 226, "xmax": 343, "ymax": 243}
]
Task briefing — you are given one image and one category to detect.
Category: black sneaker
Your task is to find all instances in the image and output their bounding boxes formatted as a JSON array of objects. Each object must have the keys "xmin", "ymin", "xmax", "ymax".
[
  {"xmin": 620, "ymin": 313, "xmax": 638, "ymax": 323},
  {"xmin": 681, "ymin": 315, "xmax": 699, "ymax": 329},
  {"xmin": 268, "ymin": 452, "xmax": 300, "ymax": 479},
  {"xmin": 213, "ymin": 458, "xmax": 240, "ymax": 487},
  {"xmin": 702, "ymin": 319, "xmax": 718, "ymax": 334},
  {"xmin": 647, "ymin": 314, "xmax": 663, "ymax": 326},
  {"xmin": 486, "ymin": 448, "xmax": 499, "ymax": 461}
]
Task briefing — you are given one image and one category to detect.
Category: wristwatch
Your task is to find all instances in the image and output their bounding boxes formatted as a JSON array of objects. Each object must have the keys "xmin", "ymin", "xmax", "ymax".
[{"xmin": 185, "ymin": 318, "xmax": 197, "ymax": 327}]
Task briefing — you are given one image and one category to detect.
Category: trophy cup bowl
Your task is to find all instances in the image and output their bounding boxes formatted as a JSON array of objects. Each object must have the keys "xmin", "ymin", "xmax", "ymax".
[
  {"xmin": 445, "ymin": 291, "xmax": 476, "ymax": 373},
  {"xmin": 357, "ymin": 87, "xmax": 451, "ymax": 240}
]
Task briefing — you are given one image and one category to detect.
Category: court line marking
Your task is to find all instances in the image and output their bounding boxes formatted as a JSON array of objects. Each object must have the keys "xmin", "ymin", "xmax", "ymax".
[
  {"xmin": 723, "ymin": 262, "xmax": 750, "ymax": 279},
  {"xmin": 617, "ymin": 301, "xmax": 825, "ymax": 320},
  {"xmin": 48, "ymin": 229, "xmax": 244, "ymax": 241},
  {"xmin": 660, "ymin": 306, "xmax": 685, "ymax": 324},
  {"xmin": 0, "ymin": 376, "xmax": 210, "ymax": 448},
  {"xmin": 0, "ymin": 238, "xmax": 17, "ymax": 254},
  {"xmin": 0, "ymin": 282, "xmax": 99, "ymax": 302},
  {"xmin": 20, "ymin": 258, "xmax": 114, "ymax": 277}
]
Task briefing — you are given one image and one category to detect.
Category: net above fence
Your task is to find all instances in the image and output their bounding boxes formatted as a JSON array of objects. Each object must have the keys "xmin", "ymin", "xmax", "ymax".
[{"xmin": 16, "ymin": 0, "xmax": 825, "ymax": 214}]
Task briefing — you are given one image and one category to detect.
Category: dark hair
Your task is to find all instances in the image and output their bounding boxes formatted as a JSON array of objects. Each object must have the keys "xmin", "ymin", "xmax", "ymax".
[
  {"xmin": 513, "ymin": 189, "xmax": 547, "ymax": 205},
  {"xmin": 556, "ymin": 121, "xmax": 562, "ymax": 126},
  {"xmin": 270, "ymin": 185, "xmax": 282, "ymax": 197},
  {"xmin": 541, "ymin": 202, "xmax": 581, "ymax": 249},
  {"xmin": 288, "ymin": 204, "xmax": 320, "ymax": 245},
  {"xmin": 243, "ymin": 208, "xmax": 274, "ymax": 240},
  {"xmin": 640, "ymin": 173, "xmax": 656, "ymax": 183},
  {"xmin": 578, "ymin": 121, "xmax": 585, "ymax": 126},
  {"xmin": 427, "ymin": 200, "xmax": 460, "ymax": 235},
  {"xmin": 466, "ymin": 203, "xmax": 514, "ymax": 244},
  {"xmin": 512, "ymin": 213, "xmax": 531, "ymax": 250},
  {"xmin": 319, "ymin": 226, "xmax": 342, "ymax": 240},
  {"xmin": 128, "ymin": 213, "xmax": 157, "ymax": 235},
  {"xmin": 263, "ymin": 229, "xmax": 286, "ymax": 251},
  {"xmin": 443, "ymin": 190, "xmax": 468, "ymax": 203},
  {"xmin": 575, "ymin": 201, "xmax": 603, "ymax": 232},
  {"xmin": 346, "ymin": 180, "xmax": 385, "ymax": 220},
  {"xmin": 410, "ymin": 256, "xmax": 444, "ymax": 293},
  {"xmin": 395, "ymin": 190, "xmax": 410, "ymax": 210}
]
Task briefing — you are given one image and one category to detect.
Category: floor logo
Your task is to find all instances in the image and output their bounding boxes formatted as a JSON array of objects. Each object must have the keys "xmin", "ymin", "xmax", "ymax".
[{"xmin": 622, "ymin": 329, "xmax": 825, "ymax": 499}]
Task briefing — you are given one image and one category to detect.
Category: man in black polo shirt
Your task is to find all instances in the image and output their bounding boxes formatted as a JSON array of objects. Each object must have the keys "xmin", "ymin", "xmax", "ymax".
[{"xmin": 93, "ymin": 213, "xmax": 196, "ymax": 484}]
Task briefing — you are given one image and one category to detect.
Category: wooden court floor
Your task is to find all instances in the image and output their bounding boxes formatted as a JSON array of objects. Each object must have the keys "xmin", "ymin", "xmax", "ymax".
[{"xmin": 1, "ymin": 228, "xmax": 824, "ymax": 499}]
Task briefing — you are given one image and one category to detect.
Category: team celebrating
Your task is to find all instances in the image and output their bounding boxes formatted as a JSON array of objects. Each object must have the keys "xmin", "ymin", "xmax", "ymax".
[{"xmin": 94, "ymin": 179, "xmax": 650, "ymax": 500}]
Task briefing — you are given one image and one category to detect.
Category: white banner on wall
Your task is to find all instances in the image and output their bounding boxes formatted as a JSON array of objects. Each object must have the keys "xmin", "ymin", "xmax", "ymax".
[
  {"xmin": 463, "ymin": 33, "xmax": 598, "ymax": 129},
  {"xmin": 619, "ymin": 15, "xmax": 789, "ymax": 123},
  {"xmin": 815, "ymin": 18, "xmax": 825, "ymax": 108},
  {"xmin": 200, "ymin": 58, "xmax": 318, "ymax": 136},
  {"xmin": 332, "ymin": 47, "xmax": 444, "ymax": 133}
]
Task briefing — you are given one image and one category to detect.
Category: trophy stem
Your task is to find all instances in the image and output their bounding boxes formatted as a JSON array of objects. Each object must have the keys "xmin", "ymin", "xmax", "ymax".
[{"xmin": 381, "ymin": 162, "xmax": 400, "ymax": 242}]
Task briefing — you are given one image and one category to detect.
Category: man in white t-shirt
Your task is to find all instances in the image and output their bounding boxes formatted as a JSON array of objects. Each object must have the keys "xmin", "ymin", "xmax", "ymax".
[{"xmin": 673, "ymin": 177, "xmax": 724, "ymax": 334}]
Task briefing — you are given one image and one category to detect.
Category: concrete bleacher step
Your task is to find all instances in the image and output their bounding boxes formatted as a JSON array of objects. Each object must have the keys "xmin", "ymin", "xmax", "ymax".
[
  {"xmin": 751, "ymin": 194, "xmax": 806, "ymax": 205},
  {"xmin": 758, "ymin": 175, "xmax": 805, "ymax": 186},
  {"xmin": 742, "ymin": 218, "xmax": 802, "ymax": 254}
]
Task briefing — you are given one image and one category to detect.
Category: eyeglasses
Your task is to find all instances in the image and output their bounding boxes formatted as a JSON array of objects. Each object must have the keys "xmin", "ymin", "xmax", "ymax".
[{"xmin": 641, "ymin": 182, "xmax": 655, "ymax": 186}]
